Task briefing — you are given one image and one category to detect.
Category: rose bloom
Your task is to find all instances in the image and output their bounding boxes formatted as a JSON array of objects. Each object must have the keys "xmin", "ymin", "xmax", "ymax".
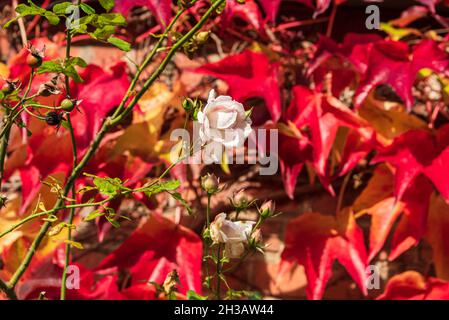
[
  {"xmin": 210, "ymin": 213, "xmax": 255, "ymax": 258},
  {"xmin": 197, "ymin": 90, "xmax": 252, "ymax": 148}
]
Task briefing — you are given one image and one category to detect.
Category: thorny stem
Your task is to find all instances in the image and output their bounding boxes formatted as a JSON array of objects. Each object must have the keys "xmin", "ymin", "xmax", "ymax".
[
  {"xmin": 110, "ymin": 8, "xmax": 186, "ymax": 120},
  {"xmin": 111, "ymin": 0, "xmax": 225, "ymax": 126},
  {"xmin": 61, "ymin": 18, "xmax": 79, "ymax": 300},
  {"xmin": 0, "ymin": 108, "xmax": 12, "ymax": 190},
  {"xmin": 0, "ymin": 93, "xmax": 39, "ymax": 141},
  {"xmin": 2, "ymin": 0, "xmax": 226, "ymax": 297}
]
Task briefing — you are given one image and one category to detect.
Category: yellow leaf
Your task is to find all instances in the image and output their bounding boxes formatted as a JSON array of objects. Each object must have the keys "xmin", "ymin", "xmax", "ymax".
[
  {"xmin": 358, "ymin": 94, "xmax": 427, "ymax": 143},
  {"xmin": 0, "ymin": 63, "xmax": 9, "ymax": 78}
]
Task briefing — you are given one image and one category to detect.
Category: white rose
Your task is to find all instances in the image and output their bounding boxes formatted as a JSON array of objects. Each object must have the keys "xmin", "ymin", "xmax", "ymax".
[
  {"xmin": 197, "ymin": 90, "xmax": 252, "ymax": 148},
  {"xmin": 224, "ymin": 242, "xmax": 245, "ymax": 259},
  {"xmin": 210, "ymin": 213, "xmax": 254, "ymax": 243}
]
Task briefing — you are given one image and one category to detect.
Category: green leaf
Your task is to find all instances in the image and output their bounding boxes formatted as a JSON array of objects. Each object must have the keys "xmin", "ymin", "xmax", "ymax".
[
  {"xmin": 143, "ymin": 180, "xmax": 181, "ymax": 198},
  {"xmin": 99, "ymin": 0, "xmax": 115, "ymax": 12},
  {"xmin": 44, "ymin": 11, "xmax": 60, "ymax": 25},
  {"xmin": 84, "ymin": 173, "xmax": 124, "ymax": 197},
  {"xmin": 64, "ymin": 240, "xmax": 84, "ymax": 249},
  {"xmin": 187, "ymin": 290, "xmax": 208, "ymax": 300},
  {"xmin": 84, "ymin": 210, "xmax": 104, "ymax": 221},
  {"xmin": 169, "ymin": 192, "xmax": 193, "ymax": 215},
  {"xmin": 97, "ymin": 13, "xmax": 126, "ymax": 26},
  {"xmin": 63, "ymin": 65, "xmax": 84, "ymax": 83},
  {"xmin": 68, "ymin": 56, "xmax": 87, "ymax": 68},
  {"xmin": 16, "ymin": 3, "xmax": 44, "ymax": 16},
  {"xmin": 105, "ymin": 214, "xmax": 120, "ymax": 228},
  {"xmin": 37, "ymin": 60, "xmax": 64, "ymax": 74},
  {"xmin": 52, "ymin": 2, "xmax": 72, "ymax": 15},
  {"xmin": 90, "ymin": 25, "xmax": 115, "ymax": 40},
  {"xmin": 79, "ymin": 3, "xmax": 96, "ymax": 15},
  {"xmin": 107, "ymin": 36, "xmax": 131, "ymax": 52}
]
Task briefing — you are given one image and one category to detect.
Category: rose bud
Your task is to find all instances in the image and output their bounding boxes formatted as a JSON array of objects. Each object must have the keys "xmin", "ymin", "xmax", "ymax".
[
  {"xmin": 259, "ymin": 200, "xmax": 275, "ymax": 219},
  {"xmin": 231, "ymin": 189, "xmax": 248, "ymax": 209},
  {"xmin": 201, "ymin": 173, "xmax": 219, "ymax": 194},
  {"xmin": 194, "ymin": 31, "xmax": 210, "ymax": 45}
]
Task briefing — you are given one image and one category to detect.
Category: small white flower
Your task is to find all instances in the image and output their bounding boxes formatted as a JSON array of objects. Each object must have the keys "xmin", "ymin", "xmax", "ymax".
[
  {"xmin": 210, "ymin": 213, "xmax": 255, "ymax": 258},
  {"xmin": 197, "ymin": 90, "xmax": 252, "ymax": 148}
]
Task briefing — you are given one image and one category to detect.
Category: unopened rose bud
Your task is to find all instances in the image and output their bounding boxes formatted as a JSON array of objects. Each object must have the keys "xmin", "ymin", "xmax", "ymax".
[
  {"xmin": 231, "ymin": 189, "xmax": 248, "ymax": 209},
  {"xmin": 194, "ymin": 31, "xmax": 210, "ymax": 45},
  {"xmin": 259, "ymin": 200, "xmax": 275, "ymax": 219},
  {"xmin": 182, "ymin": 97, "xmax": 195, "ymax": 112},
  {"xmin": 201, "ymin": 173, "xmax": 219, "ymax": 194}
]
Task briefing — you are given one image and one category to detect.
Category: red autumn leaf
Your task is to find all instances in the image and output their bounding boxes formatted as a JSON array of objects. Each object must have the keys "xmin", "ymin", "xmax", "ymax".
[
  {"xmin": 113, "ymin": 0, "xmax": 172, "ymax": 27},
  {"xmin": 71, "ymin": 62, "xmax": 131, "ymax": 155},
  {"xmin": 6, "ymin": 62, "xmax": 131, "ymax": 213},
  {"xmin": 221, "ymin": 0, "xmax": 265, "ymax": 35},
  {"xmin": 283, "ymin": 85, "xmax": 373, "ymax": 195},
  {"xmin": 259, "ymin": 0, "xmax": 345, "ymax": 22},
  {"xmin": 195, "ymin": 50, "xmax": 282, "ymax": 122},
  {"xmin": 278, "ymin": 131, "xmax": 312, "ymax": 199},
  {"xmin": 96, "ymin": 213, "xmax": 203, "ymax": 295},
  {"xmin": 281, "ymin": 209, "xmax": 368, "ymax": 300},
  {"xmin": 354, "ymin": 40, "xmax": 449, "ymax": 110},
  {"xmin": 416, "ymin": 0, "xmax": 439, "ymax": 13},
  {"xmin": 353, "ymin": 165, "xmax": 433, "ymax": 261},
  {"xmin": 308, "ymin": 33, "xmax": 382, "ymax": 95},
  {"xmin": 377, "ymin": 271, "xmax": 449, "ymax": 300},
  {"xmin": 372, "ymin": 124, "xmax": 449, "ymax": 202}
]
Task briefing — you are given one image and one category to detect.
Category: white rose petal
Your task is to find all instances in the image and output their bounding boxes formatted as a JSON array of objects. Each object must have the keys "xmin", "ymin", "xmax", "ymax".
[{"xmin": 198, "ymin": 89, "xmax": 252, "ymax": 149}]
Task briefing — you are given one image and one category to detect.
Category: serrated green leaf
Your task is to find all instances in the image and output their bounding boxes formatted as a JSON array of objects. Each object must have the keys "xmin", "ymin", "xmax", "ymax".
[
  {"xmin": 98, "ymin": 13, "xmax": 126, "ymax": 26},
  {"xmin": 80, "ymin": 3, "xmax": 96, "ymax": 15},
  {"xmin": 16, "ymin": 3, "xmax": 44, "ymax": 15},
  {"xmin": 90, "ymin": 25, "xmax": 115, "ymax": 40},
  {"xmin": 84, "ymin": 173, "xmax": 124, "ymax": 197},
  {"xmin": 143, "ymin": 180, "xmax": 181, "ymax": 198},
  {"xmin": 44, "ymin": 11, "xmax": 60, "ymax": 25},
  {"xmin": 37, "ymin": 60, "xmax": 64, "ymax": 74},
  {"xmin": 52, "ymin": 2, "xmax": 72, "ymax": 15},
  {"xmin": 68, "ymin": 56, "xmax": 87, "ymax": 68},
  {"xmin": 63, "ymin": 65, "xmax": 84, "ymax": 83},
  {"xmin": 107, "ymin": 36, "xmax": 131, "ymax": 52},
  {"xmin": 99, "ymin": 0, "xmax": 115, "ymax": 12}
]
